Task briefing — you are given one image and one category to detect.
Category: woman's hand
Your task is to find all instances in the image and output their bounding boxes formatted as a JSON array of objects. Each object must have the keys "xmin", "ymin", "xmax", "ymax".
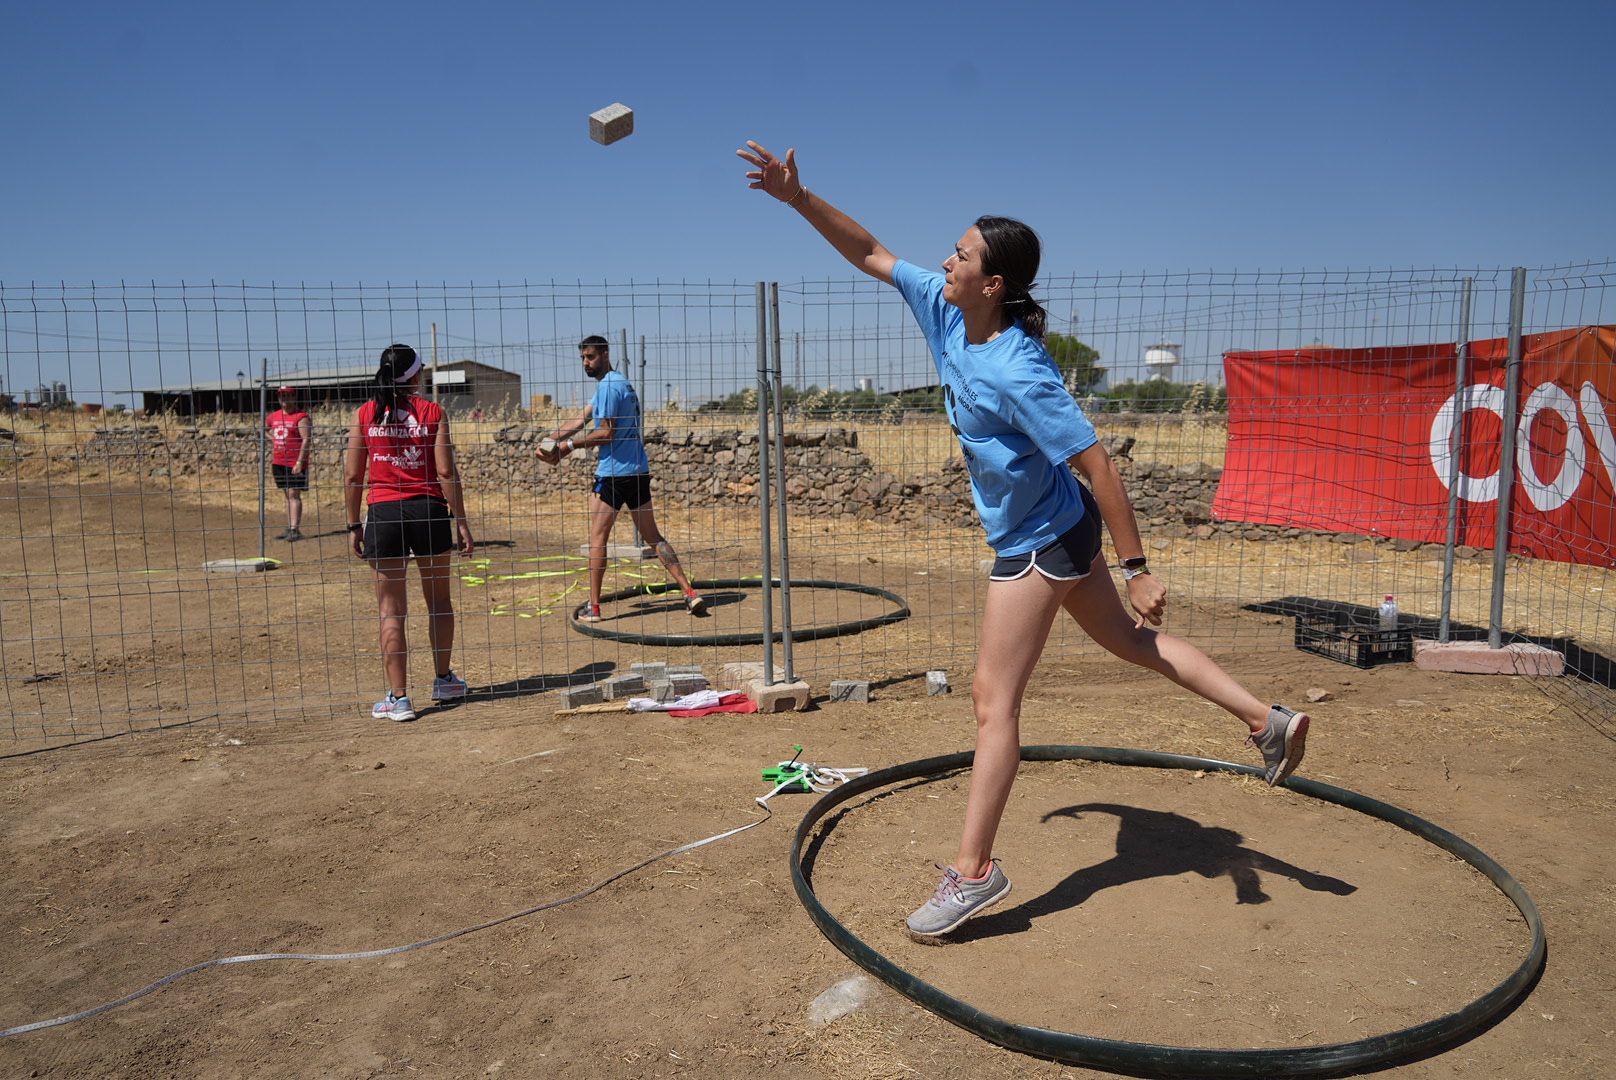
[
  {"xmin": 350, "ymin": 524, "xmax": 365, "ymax": 559},
  {"xmin": 736, "ymin": 141, "xmax": 801, "ymax": 204},
  {"xmin": 1126, "ymin": 573, "xmax": 1167, "ymax": 629},
  {"xmin": 456, "ymin": 520, "xmax": 475, "ymax": 557}
]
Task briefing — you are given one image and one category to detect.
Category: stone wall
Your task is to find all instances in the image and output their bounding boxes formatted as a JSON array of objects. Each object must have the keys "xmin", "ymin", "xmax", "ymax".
[{"xmin": 74, "ymin": 423, "xmax": 1466, "ymax": 552}]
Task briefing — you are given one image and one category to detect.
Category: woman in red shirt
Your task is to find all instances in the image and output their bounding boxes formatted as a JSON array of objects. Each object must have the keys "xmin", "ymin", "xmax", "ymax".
[
  {"xmin": 343, "ymin": 344, "xmax": 475, "ymax": 722},
  {"xmin": 267, "ymin": 386, "xmax": 312, "ymax": 541}
]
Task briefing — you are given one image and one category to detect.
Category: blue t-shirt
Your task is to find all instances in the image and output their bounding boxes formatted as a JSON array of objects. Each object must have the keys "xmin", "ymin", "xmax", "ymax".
[
  {"xmin": 590, "ymin": 370, "xmax": 650, "ymax": 477},
  {"xmin": 892, "ymin": 259, "xmax": 1098, "ymax": 555}
]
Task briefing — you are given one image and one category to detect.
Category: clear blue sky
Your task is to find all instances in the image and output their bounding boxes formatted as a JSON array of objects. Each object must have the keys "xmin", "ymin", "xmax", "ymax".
[{"xmin": 4, "ymin": 0, "xmax": 1613, "ymax": 286}]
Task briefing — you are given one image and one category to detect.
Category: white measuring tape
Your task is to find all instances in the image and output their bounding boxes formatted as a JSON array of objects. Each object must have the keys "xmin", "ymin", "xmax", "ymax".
[{"xmin": 3, "ymin": 753, "xmax": 867, "ymax": 1038}]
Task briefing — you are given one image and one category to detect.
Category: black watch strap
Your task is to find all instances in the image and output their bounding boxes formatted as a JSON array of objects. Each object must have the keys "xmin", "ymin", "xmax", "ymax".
[{"xmin": 1121, "ymin": 556, "xmax": 1148, "ymax": 569}]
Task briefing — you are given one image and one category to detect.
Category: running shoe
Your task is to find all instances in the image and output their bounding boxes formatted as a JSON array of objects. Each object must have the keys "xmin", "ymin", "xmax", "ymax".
[
  {"xmin": 1250, "ymin": 704, "xmax": 1310, "ymax": 786},
  {"xmin": 905, "ymin": 861, "xmax": 1013, "ymax": 938},
  {"xmin": 431, "ymin": 670, "xmax": 468, "ymax": 701},
  {"xmin": 372, "ymin": 693, "xmax": 416, "ymax": 722},
  {"xmin": 285, "ymin": 528, "xmax": 303, "ymax": 542},
  {"xmin": 685, "ymin": 593, "xmax": 708, "ymax": 616},
  {"xmin": 578, "ymin": 603, "xmax": 602, "ymax": 623}
]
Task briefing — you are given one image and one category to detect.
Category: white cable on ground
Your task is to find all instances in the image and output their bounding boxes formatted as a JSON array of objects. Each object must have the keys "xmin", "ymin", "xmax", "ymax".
[{"xmin": 1, "ymin": 763, "xmax": 855, "ymax": 1040}]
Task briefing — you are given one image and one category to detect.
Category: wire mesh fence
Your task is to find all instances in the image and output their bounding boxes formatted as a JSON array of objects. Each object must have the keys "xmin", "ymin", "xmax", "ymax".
[{"xmin": 2, "ymin": 264, "xmax": 1611, "ymax": 746}]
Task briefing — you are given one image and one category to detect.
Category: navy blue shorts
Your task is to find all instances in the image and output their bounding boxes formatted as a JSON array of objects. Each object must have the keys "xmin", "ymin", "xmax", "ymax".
[
  {"xmin": 988, "ymin": 485, "xmax": 1103, "ymax": 582},
  {"xmin": 363, "ymin": 497, "xmax": 454, "ymax": 560},
  {"xmin": 593, "ymin": 474, "xmax": 652, "ymax": 511}
]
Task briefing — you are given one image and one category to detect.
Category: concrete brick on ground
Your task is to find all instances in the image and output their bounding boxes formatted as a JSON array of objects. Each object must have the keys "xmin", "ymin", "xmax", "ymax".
[
  {"xmin": 631, "ymin": 662, "xmax": 668, "ymax": 681},
  {"xmin": 605, "ymin": 674, "xmax": 648, "ymax": 699},
  {"xmin": 1413, "ymin": 640, "xmax": 1565, "ymax": 676},
  {"xmin": 829, "ymin": 679, "xmax": 871, "ymax": 704},
  {"xmin": 926, "ymin": 670, "xmax": 951, "ymax": 695},
  {"xmin": 668, "ymin": 673, "xmax": 709, "ymax": 696},
  {"xmin": 560, "ymin": 684, "xmax": 603, "ymax": 708},
  {"xmin": 720, "ymin": 661, "xmax": 785, "ymax": 687},
  {"xmin": 751, "ymin": 678, "xmax": 811, "ymax": 713}
]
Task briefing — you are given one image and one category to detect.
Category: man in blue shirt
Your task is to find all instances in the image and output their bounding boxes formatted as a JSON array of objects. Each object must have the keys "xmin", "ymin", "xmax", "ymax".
[{"xmin": 542, "ymin": 336, "xmax": 706, "ymax": 621}]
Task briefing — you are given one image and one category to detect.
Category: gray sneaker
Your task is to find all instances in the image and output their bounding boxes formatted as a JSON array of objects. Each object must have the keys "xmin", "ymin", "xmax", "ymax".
[
  {"xmin": 905, "ymin": 861, "xmax": 1012, "ymax": 938},
  {"xmin": 1250, "ymin": 705, "xmax": 1310, "ymax": 786}
]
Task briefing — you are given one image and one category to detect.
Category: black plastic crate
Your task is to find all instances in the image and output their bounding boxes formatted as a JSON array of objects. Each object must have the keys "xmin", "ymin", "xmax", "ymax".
[{"xmin": 1293, "ymin": 612, "xmax": 1413, "ymax": 668}]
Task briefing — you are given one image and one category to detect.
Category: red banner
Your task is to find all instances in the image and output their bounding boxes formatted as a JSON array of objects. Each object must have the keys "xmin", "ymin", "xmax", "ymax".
[{"xmin": 1213, "ymin": 326, "xmax": 1616, "ymax": 566}]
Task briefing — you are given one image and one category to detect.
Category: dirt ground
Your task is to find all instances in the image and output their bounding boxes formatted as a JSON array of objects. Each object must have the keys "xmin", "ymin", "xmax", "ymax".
[{"xmin": 3, "ymin": 484, "xmax": 1614, "ymax": 1078}]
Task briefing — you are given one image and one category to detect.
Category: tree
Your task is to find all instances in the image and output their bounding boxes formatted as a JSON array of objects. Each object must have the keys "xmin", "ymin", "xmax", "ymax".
[
  {"xmin": 1044, "ymin": 332, "xmax": 1106, "ymax": 395},
  {"xmin": 1104, "ymin": 379, "xmax": 1194, "ymax": 413}
]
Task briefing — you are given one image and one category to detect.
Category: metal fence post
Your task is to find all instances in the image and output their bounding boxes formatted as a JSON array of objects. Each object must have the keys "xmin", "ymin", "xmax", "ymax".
[
  {"xmin": 619, "ymin": 327, "xmax": 644, "ymax": 550},
  {"xmin": 257, "ymin": 357, "xmax": 268, "ymax": 560},
  {"xmin": 1488, "ymin": 268, "xmax": 1527, "ymax": 648},
  {"xmin": 1439, "ymin": 277, "xmax": 1473, "ymax": 642},
  {"xmin": 754, "ymin": 283, "xmax": 775, "ymax": 685},
  {"xmin": 770, "ymin": 284, "xmax": 795, "ymax": 682}
]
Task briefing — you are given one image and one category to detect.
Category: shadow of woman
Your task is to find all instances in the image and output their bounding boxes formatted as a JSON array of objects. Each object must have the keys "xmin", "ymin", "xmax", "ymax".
[{"xmin": 954, "ymin": 802, "xmax": 1357, "ymax": 942}]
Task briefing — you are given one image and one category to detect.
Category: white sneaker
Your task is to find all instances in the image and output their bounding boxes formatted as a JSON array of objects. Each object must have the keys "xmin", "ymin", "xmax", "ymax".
[
  {"xmin": 432, "ymin": 671, "xmax": 468, "ymax": 701},
  {"xmin": 372, "ymin": 693, "xmax": 416, "ymax": 722}
]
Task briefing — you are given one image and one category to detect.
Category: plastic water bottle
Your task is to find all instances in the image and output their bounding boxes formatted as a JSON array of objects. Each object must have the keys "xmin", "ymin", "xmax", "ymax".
[{"xmin": 1378, "ymin": 595, "xmax": 1400, "ymax": 632}]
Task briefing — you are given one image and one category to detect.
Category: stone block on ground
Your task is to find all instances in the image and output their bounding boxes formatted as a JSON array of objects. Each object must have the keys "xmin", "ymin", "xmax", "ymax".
[
  {"xmin": 560, "ymin": 684, "xmax": 603, "ymax": 708},
  {"xmin": 720, "ymin": 661, "xmax": 786, "ymax": 687},
  {"xmin": 631, "ymin": 662, "xmax": 668, "ymax": 681},
  {"xmin": 668, "ymin": 673, "xmax": 709, "ymax": 696},
  {"xmin": 605, "ymin": 674, "xmax": 648, "ymax": 699},
  {"xmin": 926, "ymin": 670, "xmax": 951, "ymax": 696},
  {"xmin": 1413, "ymin": 640, "xmax": 1565, "ymax": 676},
  {"xmin": 204, "ymin": 558, "xmax": 275, "ymax": 574},
  {"xmin": 581, "ymin": 542, "xmax": 654, "ymax": 561},
  {"xmin": 829, "ymin": 679, "xmax": 871, "ymax": 704},
  {"xmin": 751, "ymin": 678, "xmax": 811, "ymax": 713}
]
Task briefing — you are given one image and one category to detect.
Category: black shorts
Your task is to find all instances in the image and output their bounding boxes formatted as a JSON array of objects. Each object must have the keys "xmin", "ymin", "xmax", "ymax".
[
  {"xmin": 989, "ymin": 485, "xmax": 1103, "ymax": 582},
  {"xmin": 272, "ymin": 464, "xmax": 308, "ymax": 491},
  {"xmin": 592, "ymin": 474, "xmax": 652, "ymax": 511},
  {"xmin": 363, "ymin": 497, "xmax": 454, "ymax": 560}
]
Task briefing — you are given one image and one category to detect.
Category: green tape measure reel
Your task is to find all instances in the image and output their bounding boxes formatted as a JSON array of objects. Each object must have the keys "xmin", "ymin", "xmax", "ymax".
[{"xmin": 762, "ymin": 745, "xmax": 815, "ymax": 793}]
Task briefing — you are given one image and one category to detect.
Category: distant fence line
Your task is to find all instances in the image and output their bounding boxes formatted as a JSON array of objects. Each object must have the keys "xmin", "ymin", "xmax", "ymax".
[{"xmin": 3, "ymin": 263, "xmax": 1612, "ymax": 741}]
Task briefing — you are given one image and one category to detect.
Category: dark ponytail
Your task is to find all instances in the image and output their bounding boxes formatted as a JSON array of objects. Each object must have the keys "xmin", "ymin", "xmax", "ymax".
[
  {"xmin": 974, "ymin": 215, "xmax": 1048, "ymax": 342},
  {"xmin": 372, "ymin": 343, "xmax": 417, "ymax": 417}
]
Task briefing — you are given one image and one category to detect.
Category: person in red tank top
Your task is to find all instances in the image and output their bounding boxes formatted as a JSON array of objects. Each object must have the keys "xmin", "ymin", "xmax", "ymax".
[
  {"xmin": 343, "ymin": 344, "xmax": 475, "ymax": 722},
  {"xmin": 267, "ymin": 386, "xmax": 313, "ymax": 541}
]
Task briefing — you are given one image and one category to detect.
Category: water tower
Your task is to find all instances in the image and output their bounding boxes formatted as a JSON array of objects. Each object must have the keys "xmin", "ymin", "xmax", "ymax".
[{"xmin": 1143, "ymin": 342, "xmax": 1181, "ymax": 382}]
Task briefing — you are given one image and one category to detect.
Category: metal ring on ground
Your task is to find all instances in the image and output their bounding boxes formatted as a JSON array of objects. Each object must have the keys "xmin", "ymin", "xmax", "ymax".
[
  {"xmin": 569, "ymin": 577, "xmax": 910, "ymax": 647},
  {"xmin": 790, "ymin": 745, "xmax": 1546, "ymax": 1078}
]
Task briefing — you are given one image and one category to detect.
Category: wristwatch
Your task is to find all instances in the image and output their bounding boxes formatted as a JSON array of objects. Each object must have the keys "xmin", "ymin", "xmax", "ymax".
[{"xmin": 1121, "ymin": 556, "xmax": 1151, "ymax": 581}]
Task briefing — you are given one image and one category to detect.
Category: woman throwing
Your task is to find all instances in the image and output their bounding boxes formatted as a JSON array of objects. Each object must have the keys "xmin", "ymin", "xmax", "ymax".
[
  {"xmin": 344, "ymin": 344, "xmax": 474, "ymax": 722},
  {"xmin": 737, "ymin": 141, "xmax": 1312, "ymax": 938}
]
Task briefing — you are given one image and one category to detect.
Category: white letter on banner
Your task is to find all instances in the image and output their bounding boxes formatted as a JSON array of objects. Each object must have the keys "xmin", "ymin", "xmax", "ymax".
[
  {"xmin": 1515, "ymin": 383, "xmax": 1584, "ymax": 513},
  {"xmin": 1581, "ymin": 382, "xmax": 1616, "ymax": 491},
  {"xmin": 1430, "ymin": 384, "xmax": 1504, "ymax": 502}
]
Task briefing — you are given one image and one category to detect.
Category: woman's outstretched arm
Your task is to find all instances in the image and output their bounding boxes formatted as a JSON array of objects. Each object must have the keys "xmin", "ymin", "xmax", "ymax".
[{"xmin": 737, "ymin": 141, "xmax": 897, "ymax": 284}]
